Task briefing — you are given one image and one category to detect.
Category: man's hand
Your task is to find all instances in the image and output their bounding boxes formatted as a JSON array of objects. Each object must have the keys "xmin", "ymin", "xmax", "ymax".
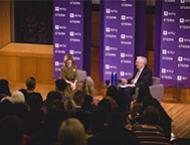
[{"xmin": 120, "ymin": 78, "xmax": 128, "ymax": 85}]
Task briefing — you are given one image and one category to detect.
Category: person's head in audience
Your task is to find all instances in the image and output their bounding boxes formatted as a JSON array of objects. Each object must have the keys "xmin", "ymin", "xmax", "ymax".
[
  {"xmin": 11, "ymin": 90, "xmax": 25, "ymax": 104},
  {"xmin": 106, "ymin": 85, "xmax": 118, "ymax": 100},
  {"xmin": 45, "ymin": 91, "xmax": 62, "ymax": 106},
  {"xmin": 58, "ymin": 118, "xmax": 86, "ymax": 145},
  {"xmin": 55, "ymin": 79, "xmax": 67, "ymax": 93},
  {"xmin": 0, "ymin": 100, "xmax": 15, "ymax": 119},
  {"xmin": 0, "ymin": 115, "xmax": 23, "ymax": 145},
  {"xmin": 26, "ymin": 77, "xmax": 36, "ymax": 93},
  {"xmin": 73, "ymin": 91, "xmax": 84, "ymax": 107},
  {"xmin": 98, "ymin": 98, "xmax": 111, "ymax": 113},
  {"xmin": 135, "ymin": 56, "xmax": 147, "ymax": 70},
  {"xmin": 107, "ymin": 111, "xmax": 126, "ymax": 128},
  {"xmin": 137, "ymin": 85, "xmax": 153, "ymax": 103},
  {"xmin": 45, "ymin": 100, "xmax": 67, "ymax": 132},
  {"xmin": 0, "ymin": 79, "xmax": 11, "ymax": 100},
  {"xmin": 73, "ymin": 110, "xmax": 93, "ymax": 134},
  {"xmin": 142, "ymin": 106, "xmax": 160, "ymax": 126}
]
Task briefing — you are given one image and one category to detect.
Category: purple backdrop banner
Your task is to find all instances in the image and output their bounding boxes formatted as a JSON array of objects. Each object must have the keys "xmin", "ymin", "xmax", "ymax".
[
  {"xmin": 159, "ymin": 0, "xmax": 190, "ymax": 87},
  {"xmin": 53, "ymin": 0, "xmax": 88, "ymax": 79},
  {"xmin": 101, "ymin": 0, "xmax": 136, "ymax": 83}
]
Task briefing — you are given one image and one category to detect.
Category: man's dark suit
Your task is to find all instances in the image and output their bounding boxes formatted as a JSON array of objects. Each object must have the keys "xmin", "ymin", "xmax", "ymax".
[
  {"xmin": 132, "ymin": 65, "xmax": 152, "ymax": 87},
  {"xmin": 118, "ymin": 65, "xmax": 152, "ymax": 111}
]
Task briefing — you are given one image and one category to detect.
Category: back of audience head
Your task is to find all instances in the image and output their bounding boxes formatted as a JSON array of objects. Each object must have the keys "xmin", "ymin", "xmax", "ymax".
[
  {"xmin": 26, "ymin": 77, "xmax": 36, "ymax": 91},
  {"xmin": 45, "ymin": 100, "xmax": 67, "ymax": 130},
  {"xmin": 106, "ymin": 85, "xmax": 118, "ymax": 100},
  {"xmin": 58, "ymin": 118, "xmax": 86, "ymax": 145},
  {"xmin": 0, "ymin": 79, "xmax": 11, "ymax": 99},
  {"xmin": 0, "ymin": 100, "xmax": 15, "ymax": 119},
  {"xmin": 73, "ymin": 91, "xmax": 84, "ymax": 107},
  {"xmin": 0, "ymin": 115, "xmax": 23, "ymax": 145},
  {"xmin": 73, "ymin": 110, "xmax": 93, "ymax": 133},
  {"xmin": 11, "ymin": 90, "xmax": 25, "ymax": 104},
  {"xmin": 142, "ymin": 106, "xmax": 160, "ymax": 126},
  {"xmin": 55, "ymin": 79, "xmax": 67, "ymax": 93},
  {"xmin": 45, "ymin": 91, "xmax": 62, "ymax": 106},
  {"xmin": 98, "ymin": 98, "xmax": 111, "ymax": 113},
  {"xmin": 107, "ymin": 111, "xmax": 126, "ymax": 128}
]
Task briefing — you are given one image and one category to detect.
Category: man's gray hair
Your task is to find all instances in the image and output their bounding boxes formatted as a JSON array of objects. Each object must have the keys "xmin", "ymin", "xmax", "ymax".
[{"xmin": 136, "ymin": 56, "xmax": 147, "ymax": 65}]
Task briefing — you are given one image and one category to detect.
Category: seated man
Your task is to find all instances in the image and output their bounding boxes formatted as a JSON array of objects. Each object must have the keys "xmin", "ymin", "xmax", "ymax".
[{"xmin": 118, "ymin": 56, "xmax": 152, "ymax": 111}]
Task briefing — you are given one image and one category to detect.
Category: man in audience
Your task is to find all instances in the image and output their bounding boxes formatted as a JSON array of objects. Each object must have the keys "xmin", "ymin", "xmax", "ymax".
[
  {"xmin": 20, "ymin": 77, "xmax": 37, "ymax": 104},
  {"xmin": 118, "ymin": 56, "xmax": 152, "ymax": 111},
  {"xmin": 26, "ymin": 77, "xmax": 36, "ymax": 93}
]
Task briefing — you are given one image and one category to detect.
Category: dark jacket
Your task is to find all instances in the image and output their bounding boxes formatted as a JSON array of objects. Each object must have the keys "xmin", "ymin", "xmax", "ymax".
[{"xmin": 131, "ymin": 66, "xmax": 153, "ymax": 87}]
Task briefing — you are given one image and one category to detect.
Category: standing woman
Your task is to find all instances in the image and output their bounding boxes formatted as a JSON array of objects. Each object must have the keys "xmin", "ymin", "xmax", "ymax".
[{"xmin": 61, "ymin": 54, "xmax": 78, "ymax": 97}]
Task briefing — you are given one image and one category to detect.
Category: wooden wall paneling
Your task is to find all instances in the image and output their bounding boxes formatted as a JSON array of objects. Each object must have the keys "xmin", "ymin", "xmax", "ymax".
[
  {"xmin": 0, "ymin": 56, "xmax": 9, "ymax": 79},
  {"xmin": 0, "ymin": 1, "xmax": 11, "ymax": 48},
  {"xmin": 36, "ymin": 57, "xmax": 54, "ymax": 84},
  {"xmin": 20, "ymin": 57, "xmax": 37, "ymax": 82}
]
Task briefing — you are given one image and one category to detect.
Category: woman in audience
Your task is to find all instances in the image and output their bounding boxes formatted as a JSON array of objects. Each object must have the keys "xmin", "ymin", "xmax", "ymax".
[
  {"xmin": 132, "ymin": 106, "xmax": 172, "ymax": 145},
  {"xmin": 57, "ymin": 118, "xmax": 86, "ymax": 145},
  {"xmin": 1, "ymin": 90, "xmax": 25, "ymax": 104},
  {"xmin": 61, "ymin": 53, "xmax": 78, "ymax": 97}
]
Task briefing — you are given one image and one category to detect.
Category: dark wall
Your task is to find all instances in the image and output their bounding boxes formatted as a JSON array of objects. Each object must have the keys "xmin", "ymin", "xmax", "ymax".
[{"xmin": 14, "ymin": 0, "xmax": 53, "ymax": 44}]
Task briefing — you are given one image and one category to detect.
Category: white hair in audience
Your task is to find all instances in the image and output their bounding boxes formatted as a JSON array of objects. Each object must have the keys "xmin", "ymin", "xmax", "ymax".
[
  {"xmin": 11, "ymin": 90, "xmax": 25, "ymax": 104},
  {"xmin": 136, "ymin": 56, "xmax": 147, "ymax": 65},
  {"xmin": 58, "ymin": 118, "xmax": 86, "ymax": 145}
]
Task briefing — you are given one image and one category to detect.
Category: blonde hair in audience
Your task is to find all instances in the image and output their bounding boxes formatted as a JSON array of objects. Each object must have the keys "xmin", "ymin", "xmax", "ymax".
[
  {"xmin": 11, "ymin": 90, "xmax": 25, "ymax": 104},
  {"xmin": 58, "ymin": 118, "xmax": 86, "ymax": 145}
]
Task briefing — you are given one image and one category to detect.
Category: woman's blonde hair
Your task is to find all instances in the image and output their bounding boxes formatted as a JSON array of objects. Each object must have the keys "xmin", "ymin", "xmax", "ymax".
[
  {"xmin": 58, "ymin": 118, "xmax": 86, "ymax": 145},
  {"xmin": 11, "ymin": 90, "xmax": 25, "ymax": 104}
]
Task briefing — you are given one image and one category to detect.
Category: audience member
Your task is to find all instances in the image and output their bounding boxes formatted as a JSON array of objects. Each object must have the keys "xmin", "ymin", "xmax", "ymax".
[{"xmin": 57, "ymin": 118, "xmax": 86, "ymax": 145}]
